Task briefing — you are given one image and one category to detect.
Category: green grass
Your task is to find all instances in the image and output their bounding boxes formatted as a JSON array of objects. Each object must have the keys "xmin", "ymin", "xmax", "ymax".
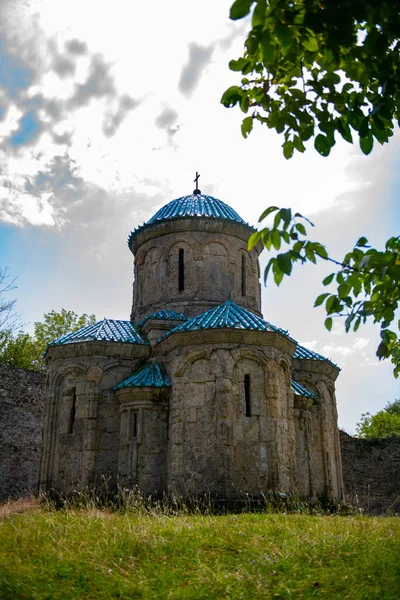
[{"xmin": 0, "ymin": 502, "xmax": 399, "ymax": 599}]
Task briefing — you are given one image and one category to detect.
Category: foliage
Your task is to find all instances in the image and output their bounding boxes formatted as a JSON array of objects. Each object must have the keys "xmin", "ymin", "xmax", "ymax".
[
  {"xmin": 1, "ymin": 508, "xmax": 400, "ymax": 599},
  {"xmin": 34, "ymin": 309, "xmax": 96, "ymax": 355},
  {"xmin": 356, "ymin": 399, "xmax": 400, "ymax": 438},
  {"xmin": 0, "ymin": 330, "xmax": 41, "ymax": 371},
  {"xmin": 0, "ymin": 309, "xmax": 96, "ymax": 371},
  {"xmin": 222, "ymin": 0, "xmax": 400, "ymax": 158},
  {"xmin": 248, "ymin": 208, "xmax": 400, "ymax": 377},
  {"xmin": 0, "ymin": 267, "xmax": 21, "ymax": 333},
  {"xmin": 223, "ymin": 2, "xmax": 400, "ymax": 377}
]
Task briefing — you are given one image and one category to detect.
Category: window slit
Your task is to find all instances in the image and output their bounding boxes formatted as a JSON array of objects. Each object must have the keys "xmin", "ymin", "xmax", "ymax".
[
  {"xmin": 244, "ymin": 374, "xmax": 251, "ymax": 417},
  {"xmin": 241, "ymin": 255, "xmax": 246, "ymax": 296},
  {"xmin": 67, "ymin": 388, "xmax": 76, "ymax": 434},
  {"xmin": 178, "ymin": 248, "xmax": 185, "ymax": 291}
]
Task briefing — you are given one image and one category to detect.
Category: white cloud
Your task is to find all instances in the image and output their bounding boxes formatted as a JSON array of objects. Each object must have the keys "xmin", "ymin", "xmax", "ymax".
[
  {"xmin": 353, "ymin": 337, "xmax": 370, "ymax": 351},
  {"xmin": 321, "ymin": 344, "xmax": 354, "ymax": 358}
]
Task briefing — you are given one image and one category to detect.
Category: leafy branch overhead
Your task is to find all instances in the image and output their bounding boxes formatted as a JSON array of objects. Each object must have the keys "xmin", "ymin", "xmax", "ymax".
[
  {"xmin": 222, "ymin": 0, "xmax": 400, "ymax": 157},
  {"xmin": 249, "ymin": 209, "xmax": 400, "ymax": 377}
]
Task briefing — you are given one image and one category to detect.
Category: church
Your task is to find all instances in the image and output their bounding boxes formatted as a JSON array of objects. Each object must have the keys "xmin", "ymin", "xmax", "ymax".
[{"xmin": 39, "ymin": 180, "xmax": 344, "ymax": 501}]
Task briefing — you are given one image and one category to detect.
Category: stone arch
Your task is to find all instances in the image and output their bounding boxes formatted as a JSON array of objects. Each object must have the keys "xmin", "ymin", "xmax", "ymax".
[
  {"xmin": 166, "ymin": 236, "xmax": 195, "ymax": 256},
  {"xmin": 143, "ymin": 246, "xmax": 159, "ymax": 264},
  {"xmin": 201, "ymin": 239, "xmax": 229, "ymax": 256},
  {"xmin": 278, "ymin": 357, "xmax": 291, "ymax": 387},
  {"xmin": 231, "ymin": 353, "xmax": 267, "ymax": 413},
  {"xmin": 53, "ymin": 363, "xmax": 86, "ymax": 391},
  {"xmin": 174, "ymin": 348, "xmax": 212, "ymax": 377},
  {"xmin": 231, "ymin": 347, "xmax": 269, "ymax": 370},
  {"xmin": 237, "ymin": 248, "xmax": 250, "ymax": 297},
  {"xmin": 294, "ymin": 374, "xmax": 320, "ymax": 401}
]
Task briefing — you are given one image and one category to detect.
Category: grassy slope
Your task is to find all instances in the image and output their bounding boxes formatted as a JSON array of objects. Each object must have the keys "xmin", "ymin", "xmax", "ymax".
[{"xmin": 0, "ymin": 507, "xmax": 399, "ymax": 599}]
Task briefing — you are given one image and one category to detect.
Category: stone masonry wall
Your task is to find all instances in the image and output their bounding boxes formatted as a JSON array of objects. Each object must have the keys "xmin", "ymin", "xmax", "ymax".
[
  {"xmin": 1, "ymin": 362, "xmax": 400, "ymax": 511},
  {"xmin": 130, "ymin": 220, "xmax": 262, "ymax": 322},
  {"xmin": 0, "ymin": 365, "xmax": 45, "ymax": 500},
  {"xmin": 340, "ymin": 430, "xmax": 400, "ymax": 513}
]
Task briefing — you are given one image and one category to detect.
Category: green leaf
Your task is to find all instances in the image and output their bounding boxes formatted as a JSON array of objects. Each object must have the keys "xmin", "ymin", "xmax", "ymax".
[
  {"xmin": 262, "ymin": 30, "xmax": 277, "ymax": 64},
  {"xmin": 314, "ymin": 134, "xmax": 332, "ymax": 157},
  {"xmin": 356, "ymin": 236, "xmax": 368, "ymax": 247},
  {"xmin": 251, "ymin": 0, "xmax": 265, "ymax": 27},
  {"xmin": 272, "ymin": 259, "xmax": 285, "ymax": 286},
  {"xmin": 337, "ymin": 119, "xmax": 353, "ymax": 144},
  {"xmin": 280, "ymin": 208, "xmax": 292, "ymax": 228},
  {"xmin": 302, "ymin": 35, "xmax": 318, "ymax": 52},
  {"xmin": 314, "ymin": 293, "xmax": 330, "ymax": 307},
  {"xmin": 239, "ymin": 94, "xmax": 249, "ymax": 113},
  {"xmin": 325, "ymin": 317, "xmax": 333, "ymax": 332},
  {"xmin": 229, "ymin": 58, "xmax": 249, "ymax": 72},
  {"xmin": 360, "ymin": 132, "xmax": 374, "ymax": 155},
  {"xmin": 248, "ymin": 230, "xmax": 262, "ymax": 250},
  {"xmin": 295, "ymin": 222, "xmax": 307, "ymax": 236},
  {"xmin": 221, "ymin": 86, "xmax": 242, "ymax": 107},
  {"xmin": 305, "ymin": 246, "xmax": 316, "ymax": 263},
  {"xmin": 322, "ymin": 273, "xmax": 335, "ymax": 286},
  {"xmin": 275, "ymin": 23, "xmax": 294, "ymax": 51},
  {"xmin": 283, "ymin": 140, "xmax": 294, "ymax": 159},
  {"xmin": 277, "ymin": 252, "xmax": 293, "ymax": 275},
  {"xmin": 259, "ymin": 206, "xmax": 279, "ymax": 222},
  {"xmin": 271, "ymin": 229, "xmax": 281, "ymax": 251},
  {"xmin": 313, "ymin": 244, "xmax": 328, "ymax": 259},
  {"xmin": 241, "ymin": 116, "xmax": 253, "ymax": 138},
  {"xmin": 230, "ymin": 0, "xmax": 252, "ymax": 20}
]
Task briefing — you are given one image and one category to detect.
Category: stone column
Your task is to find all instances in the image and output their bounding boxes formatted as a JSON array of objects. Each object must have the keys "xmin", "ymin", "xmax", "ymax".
[
  {"xmin": 116, "ymin": 388, "xmax": 169, "ymax": 494},
  {"xmin": 39, "ymin": 390, "xmax": 57, "ymax": 491},
  {"xmin": 81, "ymin": 382, "xmax": 99, "ymax": 486}
]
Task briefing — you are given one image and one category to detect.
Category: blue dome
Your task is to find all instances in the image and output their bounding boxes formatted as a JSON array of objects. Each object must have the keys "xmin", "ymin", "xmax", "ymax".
[{"xmin": 128, "ymin": 193, "xmax": 252, "ymax": 246}]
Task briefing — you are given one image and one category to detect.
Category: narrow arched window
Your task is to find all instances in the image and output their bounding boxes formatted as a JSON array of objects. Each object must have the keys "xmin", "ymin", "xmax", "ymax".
[
  {"xmin": 133, "ymin": 412, "xmax": 138, "ymax": 438},
  {"xmin": 67, "ymin": 388, "xmax": 76, "ymax": 434},
  {"xmin": 244, "ymin": 374, "xmax": 251, "ymax": 417},
  {"xmin": 178, "ymin": 248, "xmax": 185, "ymax": 291},
  {"xmin": 241, "ymin": 254, "xmax": 246, "ymax": 296}
]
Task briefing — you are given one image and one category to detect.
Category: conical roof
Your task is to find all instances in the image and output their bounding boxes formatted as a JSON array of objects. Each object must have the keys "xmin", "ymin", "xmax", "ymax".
[
  {"xmin": 166, "ymin": 300, "xmax": 289, "ymax": 336},
  {"xmin": 128, "ymin": 193, "xmax": 253, "ymax": 245},
  {"xmin": 47, "ymin": 318, "xmax": 145, "ymax": 347},
  {"xmin": 114, "ymin": 362, "xmax": 171, "ymax": 390}
]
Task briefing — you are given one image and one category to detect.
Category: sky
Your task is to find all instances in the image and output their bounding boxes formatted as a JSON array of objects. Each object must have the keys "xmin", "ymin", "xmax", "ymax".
[{"xmin": 0, "ymin": 0, "xmax": 399, "ymax": 433}]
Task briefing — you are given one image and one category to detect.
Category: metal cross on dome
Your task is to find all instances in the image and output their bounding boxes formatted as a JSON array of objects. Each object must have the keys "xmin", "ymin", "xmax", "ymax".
[{"xmin": 193, "ymin": 171, "xmax": 201, "ymax": 194}]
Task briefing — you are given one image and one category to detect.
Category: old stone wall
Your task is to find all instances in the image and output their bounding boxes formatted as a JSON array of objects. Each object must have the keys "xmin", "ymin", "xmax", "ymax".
[
  {"xmin": 0, "ymin": 365, "xmax": 45, "ymax": 500},
  {"xmin": 130, "ymin": 220, "xmax": 261, "ymax": 322},
  {"xmin": 40, "ymin": 341, "xmax": 150, "ymax": 493},
  {"xmin": 340, "ymin": 430, "xmax": 400, "ymax": 513},
  {"xmin": 2, "ymin": 362, "xmax": 400, "ymax": 512}
]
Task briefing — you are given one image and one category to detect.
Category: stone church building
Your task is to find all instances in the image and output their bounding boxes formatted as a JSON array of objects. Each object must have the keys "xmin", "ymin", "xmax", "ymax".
[{"xmin": 39, "ymin": 186, "xmax": 344, "ymax": 501}]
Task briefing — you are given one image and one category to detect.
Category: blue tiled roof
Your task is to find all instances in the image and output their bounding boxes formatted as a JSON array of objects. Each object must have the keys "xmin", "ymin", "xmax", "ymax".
[
  {"xmin": 128, "ymin": 194, "xmax": 254, "ymax": 245},
  {"xmin": 114, "ymin": 362, "xmax": 171, "ymax": 390},
  {"xmin": 291, "ymin": 380, "xmax": 317, "ymax": 400},
  {"xmin": 48, "ymin": 318, "xmax": 145, "ymax": 347},
  {"xmin": 293, "ymin": 343, "xmax": 339, "ymax": 369},
  {"xmin": 137, "ymin": 310, "xmax": 188, "ymax": 328},
  {"xmin": 166, "ymin": 300, "xmax": 289, "ymax": 336}
]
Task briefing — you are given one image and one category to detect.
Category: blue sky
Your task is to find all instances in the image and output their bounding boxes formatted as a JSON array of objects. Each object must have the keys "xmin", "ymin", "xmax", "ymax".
[{"xmin": 0, "ymin": 0, "xmax": 398, "ymax": 433}]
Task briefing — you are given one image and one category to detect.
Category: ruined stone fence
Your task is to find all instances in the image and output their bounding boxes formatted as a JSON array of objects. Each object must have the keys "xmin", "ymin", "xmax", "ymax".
[
  {"xmin": 1, "ymin": 365, "xmax": 399, "ymax": 513},
  {"xmin": 0, "ymin": 365, "xmax": 45, "ymax": 500}
]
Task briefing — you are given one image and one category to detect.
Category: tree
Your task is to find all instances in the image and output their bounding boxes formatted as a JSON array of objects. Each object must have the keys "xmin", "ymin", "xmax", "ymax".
[
  {"xmin": 356, "ymin": 399, "xmax": 400, "ymax": 438},
  {"xmin": 34, "ymin": 309, "xmax": 96, "ymax": 356},
  {"xmin": 0, "ymin": 267, "xmax": 21, "ymax": 333},
  {"xmin": 222, "ymin": 0, "xmax": 400, "ymax": 157},
  {"xmin": 0, "ymin": 309, "xmax": 96, "ymax": 371},
  {"xmin": 0, "ymin": 330, "xmax": 41, "ymax": 370},
  {"xmin": 222, "ymin": 0, "xmax": 400, "ymax": 376}
]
